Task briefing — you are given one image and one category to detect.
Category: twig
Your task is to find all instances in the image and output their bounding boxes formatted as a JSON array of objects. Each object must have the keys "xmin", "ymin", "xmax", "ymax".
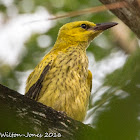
[
  {"xmin": 24, "ymin": 1, "xmax": 128, "ymax": 25},
  {"xmin": 48, "ymin": 1, "xmax": 128, "ymax": 20}
]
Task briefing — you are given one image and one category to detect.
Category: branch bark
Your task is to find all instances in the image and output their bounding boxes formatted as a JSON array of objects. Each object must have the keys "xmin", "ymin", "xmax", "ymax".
[
  {"xmin": 0, "ymin": 84, "xmax": 96, "ymax": 140},
  {"xmin": 99, "ymin": 0, "xmax": 140, "ymax": 39}
]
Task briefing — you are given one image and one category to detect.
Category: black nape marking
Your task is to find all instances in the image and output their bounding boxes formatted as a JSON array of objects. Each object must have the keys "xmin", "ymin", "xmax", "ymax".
[{"xmin": 25, "ymin": 62, "xmax": 51, "ymax": 100}]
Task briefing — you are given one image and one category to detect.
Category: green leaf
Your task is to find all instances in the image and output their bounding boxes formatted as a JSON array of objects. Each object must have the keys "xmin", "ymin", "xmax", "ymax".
[{"xmin": 90, "ymin": 49, "xmax": 140, "ymax": 140}]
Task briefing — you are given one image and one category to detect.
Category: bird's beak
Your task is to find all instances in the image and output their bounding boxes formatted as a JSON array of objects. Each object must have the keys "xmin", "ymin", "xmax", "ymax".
[{"xmin": 93, "ymin": 22, "xmax": 118, "ymax": 31}]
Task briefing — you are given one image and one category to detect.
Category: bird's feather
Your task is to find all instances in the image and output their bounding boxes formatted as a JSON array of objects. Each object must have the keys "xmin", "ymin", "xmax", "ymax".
[
  {"xmin": 25, "ymin": 63, "xmax": 51, "ymax": 100},
  {"xmin": 25, "ymin": 53, "xmax": 56, "ymax": 100}
]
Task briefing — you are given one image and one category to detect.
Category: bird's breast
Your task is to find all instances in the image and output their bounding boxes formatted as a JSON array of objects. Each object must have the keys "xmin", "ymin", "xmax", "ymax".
[{"xmin": 39, "ymin": 48, "xmax": 89, "ymax": 121}]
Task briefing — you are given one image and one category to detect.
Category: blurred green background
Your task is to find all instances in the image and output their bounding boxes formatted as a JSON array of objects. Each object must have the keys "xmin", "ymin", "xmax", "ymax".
[{"xmin": 0, "ymin": 0, "xmax": 140, "ymax": 139}]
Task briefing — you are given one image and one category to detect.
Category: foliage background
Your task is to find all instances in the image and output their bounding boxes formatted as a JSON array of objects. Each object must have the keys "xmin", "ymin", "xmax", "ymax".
[{"xmin": 0, "ymin": 0, "xmax": 140, "ymax": 139}]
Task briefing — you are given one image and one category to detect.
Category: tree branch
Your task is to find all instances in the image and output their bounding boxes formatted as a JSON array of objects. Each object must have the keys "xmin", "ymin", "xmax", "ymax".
[
  {"xmin": 99, "ymin": 0, "xmax": 140, "ymax": 39},
  {"xmin": 0, "ymin": 84, "xmax": 96, "ymax": 140}
]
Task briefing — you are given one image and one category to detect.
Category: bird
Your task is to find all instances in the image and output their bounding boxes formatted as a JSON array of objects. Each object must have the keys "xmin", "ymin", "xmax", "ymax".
[{"xmin": 25, "ymin": 21, "xmax": 118, "ymax": 121}]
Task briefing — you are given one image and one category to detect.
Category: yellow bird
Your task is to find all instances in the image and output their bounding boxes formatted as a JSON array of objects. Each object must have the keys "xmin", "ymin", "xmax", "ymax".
[{"xmin": 25, "ymin": 21, "xmax": 117, "ymax": 121}]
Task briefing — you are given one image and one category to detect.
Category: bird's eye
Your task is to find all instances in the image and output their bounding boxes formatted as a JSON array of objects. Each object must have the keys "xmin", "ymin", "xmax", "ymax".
[{"xmin": 81, "ymin": 24, "xmax": 87, "ymax": 29}]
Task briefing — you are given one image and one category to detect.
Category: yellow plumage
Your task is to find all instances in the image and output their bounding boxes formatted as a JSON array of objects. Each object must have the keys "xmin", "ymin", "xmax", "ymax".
[{"xmin": 25, "ymin": 21, "xmax": 117, "ymax": 121}]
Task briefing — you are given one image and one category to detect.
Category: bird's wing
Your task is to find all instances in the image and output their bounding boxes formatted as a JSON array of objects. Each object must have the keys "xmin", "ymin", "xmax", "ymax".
[
  {"xmin": 25, "ymin": 54, "xmax": 56, "ymax": 100},
  {"xmin": 87, "ymin": 70, "xmax": 92, "ymax": 93}
]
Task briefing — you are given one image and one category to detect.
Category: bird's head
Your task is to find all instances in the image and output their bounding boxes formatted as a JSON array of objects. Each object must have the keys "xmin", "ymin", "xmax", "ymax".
[{"xmin": 57, "ymin": 21, "xmax": 118, "ymax": 47}]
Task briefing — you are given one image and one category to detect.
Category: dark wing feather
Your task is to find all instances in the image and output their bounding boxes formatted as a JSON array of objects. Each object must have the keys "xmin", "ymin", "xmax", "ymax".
[{"xmin": 25, "ymin": 63, "xmax": 51, "ymax": 100}]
